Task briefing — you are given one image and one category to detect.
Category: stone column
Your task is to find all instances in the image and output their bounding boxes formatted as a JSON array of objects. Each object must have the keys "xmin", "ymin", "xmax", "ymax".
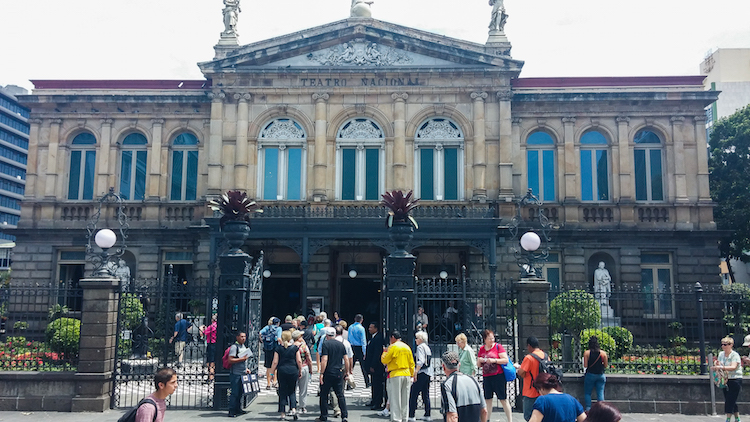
[
  {"xmin": 148, "ymin": 119, "xmax": 164, "ymax": 200},
  {"xmin": 515, "ymin": 277, "xmax": 551, "ymax": 353},
  {"xmin": 45, "ymin": 119, "xmax": 62, "ymax": 199},
  {"xmin": 234, "ymin": 94, "xmax": 251, "ymax": 190},
  {"xmin": 312, "ymin": 93, "xmax": 329, "ymax": 201},
  {"xmin": 95, "ymin": 119, "xmax": 113, "ymax": 198},
  {"xmin": 616, "ymin": 116, "xmax": 632, "ymax": 201},
  {"xmin": 694, "ymin": 115, "xmax": 711, "ymax": 202},
  {"xmin": 497, "ymin": 89, "xmax": 514, "ymax": 200},
  {"xmin": 72, "ymin": 277, "xmax": 120, "ymax": 411},
  {"xmin": 392, "ymin": 92, "xmax": 409, "ymax": 191},
  {"xmin": 207, "ymin": 92, "xmax": 226, "ymax": 195},
  {"xmin": 561, "ymin": 116, "xmax": 576, "ymax": 202},
  {"xmin": 670, "ymin": 116, "xmax": 688, "ymax": 202},
  {"xmin": 471, "ymin": 91, "xmax": 488, "ymax": 201},
  {"xmin": 25, "ymin": 119, "xmax": 42, "ymax": 200},
  {"xmin": 385, "ymin": 222, "xmax": 417, "ymax": 347}
]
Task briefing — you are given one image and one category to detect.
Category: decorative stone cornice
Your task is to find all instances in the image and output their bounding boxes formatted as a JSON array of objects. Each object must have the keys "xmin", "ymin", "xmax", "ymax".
[
  {"xmin": 693, "ymin": 115, "xmax": 707, "ymax": 123},
  {"xmin": 151, "ymin": 118, "xmax": 165, "ymax": 126},
  {"xmin": 471, "ymin": 91, "xmax": 489, "ymax": 101},
  {"xmin": 101, "ymin": 118, "xmax": 114, "ymax": 126},
  {"xmin": 207, "ymin": 91, "xmax": 226, "ymax": 101},
  {"xmin": 28, "ymin": 118, "xmax": 43, "ymax": 126},
  {"xmin": 391, "ymin": 92, "xmax": 409, "ymax": 101},
  {"xmin": 561, "ymin": 116, "xmax": 576, "ymax": 124},
  {"xmin": 50, "ymin": 118, "xmax": 63, "ymax": 125},
  {"xmin": 511, "ymin": 117, "xmax": 522, "ymax": 125},
  {"xmin": 496, "ymin": 88, "xmax": 512, "ymax": 102},
  {"xmin": 233, "ymin": 93, "xmax": 252, "ymax": 102},
  {"xmin": 670, "ymin": 116, "xmax": 685, "ymax": 125},
  {"xmin": 312, "ymin": 93, "xmax": 329, "ymax": 102},
  {"xmin": 616, "ymin": 116, "xmax": 630, "ymax": 124}
]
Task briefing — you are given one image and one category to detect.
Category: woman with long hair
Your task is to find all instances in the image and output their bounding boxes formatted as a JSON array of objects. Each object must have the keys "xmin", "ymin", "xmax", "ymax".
[
  {"xmin": 583, "ymin": 401, "xmax": 622, "ymax": 422},
  {"xmin": 713, "ymin": 336, "xmax": 743, "ymax": 422},
  {"xmin": 408, "ymin": 331, "xmax": 433, "ymax": 422},
  {"xmin": 477, "ymin": 329, "xmax": 512, "ymax": 422},
  {"xmin": 455, "ymin": 333, "xmax": 476, "ymax": 376},
  {"xmin": 583, "ymin": 335, "xmax": 608, "ymax": 410},
  {"xmin": 292, "ymin": 330, "xmax": 313, "ymax": 414},
  {"xmin": 529, "ymin": 373, "xmax": 586, "ymax": 422},
  {"xmin": 269, "ymin": 330, "xmax": 302, "ymax": 420}
]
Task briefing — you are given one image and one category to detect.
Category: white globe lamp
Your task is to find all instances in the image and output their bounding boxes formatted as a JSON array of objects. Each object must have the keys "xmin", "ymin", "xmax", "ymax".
[
  {"xmin": 520, "ymin": 231, "xmax": 541, "ymax": 252},
  {"xmin": 263, "ymin": 269, "xmax": 272, "ymax": 278},
  {"xmin": 95, "ymin": 229, "xmax": 117, "ymax": 249},
  {"xmin": 348, "ymin": 269, "xmax": 358, "ymax": 278},
  {"xmin": 439, "ymin": 270, "xmax": 449, "ymax": 279}
]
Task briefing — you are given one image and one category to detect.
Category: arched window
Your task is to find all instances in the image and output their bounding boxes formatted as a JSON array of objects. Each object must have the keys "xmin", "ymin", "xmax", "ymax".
[
  {"xmin": 170, "ymin": 132, "xmax": 199, "ymax": 201},
  {"xmin": 258, "ymin": 118, "xmax": 307, "ymax": 201},
  {"xmin": 414, "ymin": 118, "xmax": 464, "ymax": 201},
  {"xmin": 526, "ymin": 131, "xmax": 556, "ymax": 201},
  {"xmin": 336, "ymin": 118, "xmax": 384, "ymax": 201},
  {"xmin": 67, "ymin": 132, "xmax": 96, "ymax": 200},
  {"xmin": 633, "ymin": 129, "xmax": 664, "ymax": 201},
  {"xmin": 580, "ymin": 130, "xmax": 609, "ymax": 201},
  {"xmin": 119, "ymin": 132, "xmax": 148, "ymax": 201}
]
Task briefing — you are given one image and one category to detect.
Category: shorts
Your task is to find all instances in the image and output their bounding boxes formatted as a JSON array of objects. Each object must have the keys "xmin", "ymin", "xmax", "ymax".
[
  {"xmin": 206, "ymin": 343, "xmax": 216, "ymax": 363},
  {"xmin": 264, "ymin": 349, "xmax": 275, "ymax": 368},
  {"xmin": 483, "ymin": 372, "xmax": 507, "ymax": 400},
  {"xmin": 174, "ymin": 341, "xmax": 186, "ymax": 357}
]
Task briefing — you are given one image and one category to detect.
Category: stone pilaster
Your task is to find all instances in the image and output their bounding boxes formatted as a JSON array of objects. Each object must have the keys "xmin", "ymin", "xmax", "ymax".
[
  {"xmin": 471, "ymin": 91, "xmax": 488, "ymax": 201},
  {"xmin": 234, "ymin": 94, "xmax": 251, "ymax": 190},
  {"xmin": 25, "ymin": 118, "xmax": 42, "ymax": 200},
  {"xmin": 671, "ymin": 116, "xmax": 688, "ymax": 203},
  {"xmin": 95, "ymin": 119, "xmax": 113, "ymax": 198},
  {"xmin": 72, "ymin": 277, "xmax": 120, "ymax": 411},
  {"xmin": 515, "ymin": 277, "xmax": 551, "ymax": 353},
  {"xmin": 392, "ymin": 92, "xmax": 408, "ymax": 192},
  {"xmin": 497, "ymin": 89, "xmax": 514, "ymax": 200},
  {"xmin": 693, "ymin": 115, "xmax": 711, "ymax": 203},
  {"xmin": 561, "ymin": 116, "xmax": 576, "ymax": 202},
  {"xmin": 312, "ymin": 93, "xmax": 329, "ymax": 201},
  {"xmin": 616, "ymin": 116, "xmax": 632, "ymax": 202},
  {"xmin": 45, "ymin": 119, "xmax": 62, "ymax": 199},
  {"xmin": 148, "ymin": 119, "xmax": 164, "ymax": 200},
  {"xmin": 207, "ymin": 92, "xmax": 225, "ymax": 195}
]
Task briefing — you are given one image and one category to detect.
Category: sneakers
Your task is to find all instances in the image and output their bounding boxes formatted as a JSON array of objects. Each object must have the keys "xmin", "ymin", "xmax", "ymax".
[
  {"xmin": 408, "ymin": 418, "xmax": 417, "ymax": 422},
  {"xmin": 378, "ymin": 408, "xmax": 390, "ymax": 417},
  {"xmin": 418, "ymin": 417, "xmax": 432, "ymax": 422},
  {"xmin": 333, "ymin": 410, "xmax": 341, "ymax": 417}
]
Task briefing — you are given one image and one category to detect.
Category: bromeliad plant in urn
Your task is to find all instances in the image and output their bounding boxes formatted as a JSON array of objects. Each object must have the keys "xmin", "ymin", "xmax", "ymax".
[
  {"xmin": 381, "ymin": 190, "xmax": 420, "ymax": 252},
  {"xmin": 208, "ymin": 191, "xmax": 263, "ymax": 254}
]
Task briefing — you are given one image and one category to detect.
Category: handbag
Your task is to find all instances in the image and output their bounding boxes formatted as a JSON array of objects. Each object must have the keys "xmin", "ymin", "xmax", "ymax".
[
  {"xmin": 713, "ymin": 367, "xmax": 728, "ymax": 389},
  {"xmin": 502, "ymin": 357, "xmax": 516, "ymax": 381}
]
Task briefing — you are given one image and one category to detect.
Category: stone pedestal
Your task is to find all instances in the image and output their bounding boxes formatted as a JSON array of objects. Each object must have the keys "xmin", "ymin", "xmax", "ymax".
[
  {"xmin": 72, "ymin": 277, "xmax": 120, "ymax": 412},
  {"xmin": 515, "ymin": 277, "xmax": 551, "ymax": 352},
  {"xmin": 385, "ymin": 222, "xmax": 417, "ymax": 346},
  {"xmin": 486, "ymin": 31, "xmax": 512, "ymax": 56},
  {"xmin": 214, "ymin": 34, "xmax": 239, "ymax": 59}
]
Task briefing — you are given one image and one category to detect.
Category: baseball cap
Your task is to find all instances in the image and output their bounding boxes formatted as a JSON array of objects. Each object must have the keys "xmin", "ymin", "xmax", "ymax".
[
  {"xmin": 743, "ymin": 335, "xmax": 750, "ymax": 347},
  {"xmin": 272, "ymin": 317, "xmax": 281, "ymax": 324},
  {"xmin": 325, "ymin": 327, "xmax": 336, "ymax": 336}
]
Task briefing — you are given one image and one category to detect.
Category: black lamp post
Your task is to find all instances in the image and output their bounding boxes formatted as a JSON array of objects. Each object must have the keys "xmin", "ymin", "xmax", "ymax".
[
  {"xmin": 507, "ymin": 188, "xmax": 557, "ymax": 279},
  {"xmin": 85, "ymin": 187, "xmax": 129, "ymax": 278}
]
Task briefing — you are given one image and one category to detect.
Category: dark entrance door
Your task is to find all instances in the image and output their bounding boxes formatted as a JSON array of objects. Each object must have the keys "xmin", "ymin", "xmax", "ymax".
[
  {"xmin": 339, "ymin": 276, "xmax": 381, "ymax": 326},
  {"xmin": 262, "ymin": 277, "xmax": 301, "ymax": 321}
]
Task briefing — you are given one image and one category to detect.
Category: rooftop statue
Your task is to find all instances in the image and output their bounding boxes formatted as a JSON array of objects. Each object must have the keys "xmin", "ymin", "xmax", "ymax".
[
  {"xmin": 488, "ymin": 0, "xmax": 508, "ymax": 33},
  {"xmin": 222, "ymin": 0, "xmax": 241, "ymax": 36},
  {"xmin": 350, "ymin": 0, "xmax": 373, "ymax": 18}
]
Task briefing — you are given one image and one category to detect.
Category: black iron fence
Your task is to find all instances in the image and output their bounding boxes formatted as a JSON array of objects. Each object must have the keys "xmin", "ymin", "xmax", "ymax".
[
  {"xmin": 0, "ymin": 280, "xmax": 83, "ymax": 371},
  {"xmin": 548, "ymin": 283, "xmax": 745, "ymax": 375}
]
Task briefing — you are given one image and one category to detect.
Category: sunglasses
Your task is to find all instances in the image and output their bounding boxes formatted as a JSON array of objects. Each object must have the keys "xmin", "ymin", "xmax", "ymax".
[{"xmin": 721, "ymin": 343, "xmax": 731, "ymax": 346}]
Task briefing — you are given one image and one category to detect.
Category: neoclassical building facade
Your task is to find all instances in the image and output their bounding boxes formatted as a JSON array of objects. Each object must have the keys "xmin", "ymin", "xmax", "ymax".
[{"xmin": 15, "ymin": 15, "xmax": 720, "ymax": 324}]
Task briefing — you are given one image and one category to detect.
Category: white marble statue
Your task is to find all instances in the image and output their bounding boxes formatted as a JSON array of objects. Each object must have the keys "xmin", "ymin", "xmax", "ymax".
[
  {"xmin": 594, "ymin": 261, "xmax": 612, "ymax": 309},
  {"xmin": 350, "ymin": 0, "xmax": 373, "ymax": 18},
  {"xmin": 115, "ymin": 258, "xmax": 132, "ymax": 292},
  {"xmin": 488, "ymin": 0, "xmax": 508, "ymax": 33},
  {"xmin": 222, "ymin": 0, "xmax": 241, "ymax": 36}
]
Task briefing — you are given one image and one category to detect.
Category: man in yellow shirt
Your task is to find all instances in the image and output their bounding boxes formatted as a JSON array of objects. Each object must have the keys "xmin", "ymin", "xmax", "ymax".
[{"xmin": 381, "ymin": 330, "xmax": 415, "ymax": 422}]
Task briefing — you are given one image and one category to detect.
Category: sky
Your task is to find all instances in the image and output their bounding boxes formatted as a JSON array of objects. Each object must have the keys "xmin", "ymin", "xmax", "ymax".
[{"xmin": 2, "ymin": 0, "xmax": 749, "ymax": 91}]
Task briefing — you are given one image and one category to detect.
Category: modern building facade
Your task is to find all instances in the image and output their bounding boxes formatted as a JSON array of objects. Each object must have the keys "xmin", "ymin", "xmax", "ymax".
[{"xmin": 14, "ymin": 9, "xmax": 721, "ymax": 323}]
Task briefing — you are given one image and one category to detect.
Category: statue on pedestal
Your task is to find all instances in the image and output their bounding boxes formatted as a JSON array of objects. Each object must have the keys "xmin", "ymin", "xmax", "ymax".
[
  {"xmin": 594, "ymin": 261, "xmax": 612, "ymax": 317},
  {"xmin": 350, "ymin": 0, "xmax": 373, "ymax": 18},
  {"xmin": 488, "ymin": 0, "xmax": 508, "ymax": 33},
  {"xmin": 222, "ymin": 0, "xmax": 241, "ymax": 36}
]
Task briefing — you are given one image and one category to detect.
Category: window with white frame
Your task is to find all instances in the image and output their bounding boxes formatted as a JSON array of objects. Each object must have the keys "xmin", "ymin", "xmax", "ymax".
[
  {"xmin": 258, "ymin": 118, "xmax": 307, "ymax": 201},
  {"xmin": 119, "ymin": 132, "xmax": 148, "ymax": 201},
  {"xmin": 526, "ymin": 131, "xmax": 556, "ymax": 202},
  {"xmin": 170, "ymin": 132, "xmax": 199, "ymax": 201},
  {"xmin": 633, "ymin": 129, "xmax": 664, "ymax": 201},
  {"xmin": 580, "ymin": 130, "xmax": 609, "ymax": 201},
  {"xmin": 414, "ymin": 118, "xmax": 464, "ymax": 201},
  {"xmin": 640, "ymin": 252, "xmax": 673, "ymax": 317},
  {"xmin": 67, "ymin": 132, "xmax": 96, "ymax": 200},
  {"xmin": 336, "ymin": 118, "xmax": 384, "ymax": 201}
]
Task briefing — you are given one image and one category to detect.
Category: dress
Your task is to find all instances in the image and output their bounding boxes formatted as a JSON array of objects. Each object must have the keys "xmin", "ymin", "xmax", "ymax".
[
  {"xmin": 275, "ymin": 344, "xmax": 300, "ymax": 413},
  {"xmin": 531, "ymin": 393, "xmax": 585, "ymax": 422}
]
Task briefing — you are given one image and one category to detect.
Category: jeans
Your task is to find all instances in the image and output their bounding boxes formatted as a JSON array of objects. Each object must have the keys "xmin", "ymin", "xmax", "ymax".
[
  {"xmin": 723, "ymin": 378, "xmax": 742, "ymax": 415},
  {"xmin": 583, "ymin": 372, "xmax": 606, "ymax": 410},
  {"xmin": 408, "ymin": 373, "xmax": 431, "ymax": 418},
  {"xmin": 522, "ymin": 396, "xmax": 537, "ymax": 421},
  {"xmin": 229, "ymin": 373, "xmax": 243, "ymax": 415},
  {"xmin": 319, "ymin": 371, "xmax": 347, "ymax": 420}
]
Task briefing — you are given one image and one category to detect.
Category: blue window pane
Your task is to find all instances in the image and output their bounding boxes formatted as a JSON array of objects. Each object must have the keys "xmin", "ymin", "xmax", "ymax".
[
  {"xmin": 596, "ymin": 150, "xmax": 609, "ymax": 200},
  {"xmin": 134, "ymin": 151, "xmax": 147, "ymax": 200},
  {"xmin": 444, "ymin": 148, "xmax": 458, "ymax": 200},
  {"xmin": 581, "ymin": 150, "xmax": 593, "ymax": 201},
  {"xmin": 650, "ymin": 149, "xmax": 663, "ymax": 200},
  {"xmin": 171, "ymin": 151, "xmax": 183, "ymax": 200},
  {"xmin": 420, "ymin": 149, "xmax": 434, "ymax": 200},
  {"xmin": 173, "ymin": 133, "xmax": 198, "ymax": 146},
  {"xmin": 641, "ymin": 253, "xmax": 670, "ymax": 264},
  {"xmin": 634, "ymin": 130, "xmax": 661, "ymax": 144},
  {"xmin": 83, "ymin": 151, "xmax": 96, "ymax": 200},
  {"xmin": 365, "ymin": 149, "xmax": 379, "ymax": 200},
  {"xmin": 68, "ymin": 151, "xmax": 81, "ymax": 199},
  {"xmin": 547, "ymin": 267, "xmax": 560, "ymax": 291},
  {"xmin": 542, "ymin": 150, "xmax": 555, "ymax": 201},
  {"xmin": 263, "ymin": 148, "xmax": 279, "ymax": 201},
  {"xmin": 186, "ymin": 151, "xmax": 198, "ymax": 201},
  {"xmin": 72, "ymin": 132, "xmax": 96, "ymax": 145},
  {"xmin": 341, "ymin": 149, "xmax": 355, "ymax": 200},
  {"xmin": 527, "ymin": 150, "xmax": 539, "ymax": 197},
  {"xmin": 641, "ymin": 269, "xmax": 655, "ymax": 314},
  {"xmin": 527, "ymin": 132, "xmax": 554, "ymax": 145},
  {"xmin": 580, "ymin": 131, "xmax": 607, "ymax": 145},
  {"xmin": 657, "ymin": 268, "xmax": 672, "ymax": 314},
  {"xmin": 120, "ymin": 151, "xmax": 132, "ymax": 200},
  {"xmin": 634, "ymin": 150, "xmax": 647, "ymax": 201},
  {"xmin": 286, "ymin": 148, "xmax": 302, "ymax": 200},
  {"xmin": 122, "ymin": 133, "xmax": 147, "ymax": 145}
]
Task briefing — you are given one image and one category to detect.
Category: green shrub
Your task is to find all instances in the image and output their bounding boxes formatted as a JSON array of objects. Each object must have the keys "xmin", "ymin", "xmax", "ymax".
[
  {"xmin": 580, "ymin": 329, "xmax": 616, "ymax": 358},
  {"xmin": 48, "ymin": 304, "xmax": 69, "ymax": 321},
  {"xmin": 550, "ymin": 290, "xmax": 601, "ymax": 335},
  {"xmin": 45, "ymin": 317, "xmax": 80, "ymax": 357},
  {"xmin": 121, "ymin": 293, "xmax": 146, "ymax": 330},
  {"xmin": 601, "ymin": 326, "xmax": 633, "ymax": 359}
]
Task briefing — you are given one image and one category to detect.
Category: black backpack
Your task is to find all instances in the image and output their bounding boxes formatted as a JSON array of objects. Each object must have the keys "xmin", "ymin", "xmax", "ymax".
[
  {"xmin": 530, "ymin": 352, "xmax": 564, "ymax": 382},
  {"xmin": 117, "ymin": 398, "xmax": 157, "ymax": 422}
]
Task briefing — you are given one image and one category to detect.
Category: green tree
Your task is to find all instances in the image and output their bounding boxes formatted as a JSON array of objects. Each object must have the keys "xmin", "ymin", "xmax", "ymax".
[
  {"xmin": 709, "ymin": 105, "xmax": 750, "ymax": 263},
  {"xmin": 550, "ymin": 290, "xmax": 601, "ymax": 336}
]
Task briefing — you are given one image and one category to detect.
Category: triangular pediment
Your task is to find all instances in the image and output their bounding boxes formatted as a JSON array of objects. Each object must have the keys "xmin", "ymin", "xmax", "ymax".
[{"xmin": 199, "ymin": 18, "xmax": 523, "ymax": 74}]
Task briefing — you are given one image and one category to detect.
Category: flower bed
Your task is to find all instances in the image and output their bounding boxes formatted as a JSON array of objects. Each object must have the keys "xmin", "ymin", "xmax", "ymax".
[{"xmin": 0, "ymin": 336, "xmax": 76, "ymax": 371}]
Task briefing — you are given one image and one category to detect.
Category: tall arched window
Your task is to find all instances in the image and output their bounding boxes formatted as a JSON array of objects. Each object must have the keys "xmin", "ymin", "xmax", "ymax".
[
  {"xmin": 580, "ymin": 130, "xmax": 609, "ymax": 201},
  {"xmin": 67, "ymin": 132, "xmax": 96, "ymax": 200},
  {"xmin": 633, "ymin": 129, "xmax": 664, "ymax": 201},
  {"xmin": 336, "ymin": 118, "xmax": 384, "ymax": 201},
  {"xmin": 415, "ymin": 118, "xmax": 464, "ymax": 201},
  {"xmin": 526, "ymin": 131, "xmax": 556, "ymax": 201},
  {"xmin": 258, "ymin": 118, "xmax": 306, "ymax": 201},
  {"xmin": 119, "ymin": 132, "xmax": 148, "ymax": 201},
  {"xmin": 170, "ymin": 132, "xmax": 199, "ymax": 201}
]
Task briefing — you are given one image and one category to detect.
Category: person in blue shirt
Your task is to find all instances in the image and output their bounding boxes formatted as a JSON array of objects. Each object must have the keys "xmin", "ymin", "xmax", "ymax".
[
  {"xmin": 529, "ymin": 372, "xmax": 586, "ymax": 422},
  {"xmin": 168, "ymin": 313, "xmax": 189, "ymax": 368},
  {"xmin": 348, "ymin": 314, "xmax": 369, "ymax": 388}
]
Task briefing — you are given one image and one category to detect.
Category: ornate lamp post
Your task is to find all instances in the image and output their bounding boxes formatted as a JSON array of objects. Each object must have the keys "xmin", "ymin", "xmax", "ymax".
[
  {"xmin": 85, "ymin": 187, "xmax": 129, "ymax": 278},
  {"xmin": 507, "ymin": 189, "xmax": 557, "ymax": 278}
]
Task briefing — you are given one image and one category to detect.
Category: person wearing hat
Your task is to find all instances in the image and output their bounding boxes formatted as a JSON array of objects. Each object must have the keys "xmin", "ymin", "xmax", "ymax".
[
  {"xmin": 317, "ymin": 327, "xmax": 350, "ymax": 422},
  {"xmin": 440, "ymin": 350, "xmax": 487, "ymax": 422},
  {"xmin": 741, "ymin": 335, "xmax": 750, "ymax": 367}
]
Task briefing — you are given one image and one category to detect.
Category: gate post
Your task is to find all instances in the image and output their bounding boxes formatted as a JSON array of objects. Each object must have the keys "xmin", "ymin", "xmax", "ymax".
[
  {"xmin": 695, "ymin": 282, "xmax": 707, "ymax": 375},
  {"xmin": 385, "ymin": 221, "xmax": 417, "ymax": 346},
  {"xmin": 514, "ymin": 277, "xmax": 551, "ymax": 353},
  {"xmin": 73, "ymin": 276, "xmax": 120, "ymax": 411}
]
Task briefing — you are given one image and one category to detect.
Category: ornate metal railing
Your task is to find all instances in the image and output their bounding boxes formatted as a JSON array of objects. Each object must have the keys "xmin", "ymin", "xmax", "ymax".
[{"xmin": 255, "ymin": 204, "xmax": 497, "ymax": 219}]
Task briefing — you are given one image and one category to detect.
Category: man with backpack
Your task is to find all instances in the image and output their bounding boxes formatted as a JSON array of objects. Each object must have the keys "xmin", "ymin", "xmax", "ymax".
[
  {"xmin": 227, "ymin": 331, "xmax": 251, "ymax": 418},
  {"xmin": 515, "ymin": 336, "xmax": 547, "ymax": 422},
  {"xmin": 259, "ymin": 317, "xmax": 281, "ymax": 388},
  {"xmin": 440, "ymin": 351, "xmax": 486, "ymax": 422},
  {"xmin": 119, "ymin": 367, "xmax": 177, "ymax": 422}
]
